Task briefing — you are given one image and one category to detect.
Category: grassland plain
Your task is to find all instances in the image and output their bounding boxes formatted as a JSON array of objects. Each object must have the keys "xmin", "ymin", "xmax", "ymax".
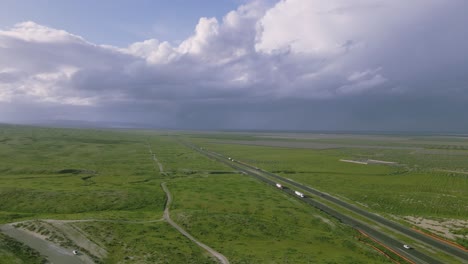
[
  {"xmin": 143, "ymin": 135, "xmax": 392, "ymax": 263},
  {"xmin": 193, "ymin": 138, "xmax": 468, "ymax": 217},
  {"xmin": 0, "ymin": 125, "xmax": 394, "ymax": 263},
  {"xmin": 0, "ymin": 125, "xmax": 213, "ymax": 263},
  {"xmin": 71, "ymin": 221, "xmax": 214, "ymax": 264},
  {"xmin": 187, "ymin": 134, "xmax": 468, "ymax": 247},
  {"xmin": 168, "ymin": 173, "xmax": 392, "ymax": 263},
  {"xmin": 0, "ymin": 125, "xmax": 165, "ymax": 222}
]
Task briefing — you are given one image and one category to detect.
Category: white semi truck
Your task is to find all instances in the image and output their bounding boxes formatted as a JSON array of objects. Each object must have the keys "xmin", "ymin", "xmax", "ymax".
[{"xmin": 295, "ymin": 191, "xmax": 305, "ymax": 198}]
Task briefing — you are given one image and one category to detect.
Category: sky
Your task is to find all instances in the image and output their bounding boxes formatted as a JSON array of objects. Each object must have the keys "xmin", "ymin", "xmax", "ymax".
[{"xmin": 1, "ymin": 0, "xmax": 468, "ymax": 132}]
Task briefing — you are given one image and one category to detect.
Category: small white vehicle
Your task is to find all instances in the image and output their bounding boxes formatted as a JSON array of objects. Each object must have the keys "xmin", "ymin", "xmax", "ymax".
[
  {"xmin": 276, "ymin": 183, "xmax": 283, "ymax": 189},
  {"xmin": 72, "ymin": 250, "xmax": 79, "ymax": 255},
  {"xmin": 403, "ymin": 244, "xmax": 412, "ymax": 250}
]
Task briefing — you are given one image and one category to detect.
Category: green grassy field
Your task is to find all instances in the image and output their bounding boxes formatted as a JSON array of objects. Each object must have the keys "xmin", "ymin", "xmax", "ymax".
[
  {"xmin": 4, "ymin": 125, "xmax": 467, "ymax": 262},
  {"xmin": 73, "ymin": 221, "xmax": 215, "ymax": 264},
  {"xmin": 193, "ymin": 137, "xmax": 468, "ymax": 220},
  {"xmin": 169, "ymin": 173, "xmax": 390, "ymax": 263},
  {"xmin": 0, "ymin": 125, "xmax": 397, "ymax": 263},
  {"xmin": 0, "ymin": 126, "xmax": 165, "ymax": 222},
  {"xmin": 190, "ymin": 133, "xmax": 468, "ymax": 249}
]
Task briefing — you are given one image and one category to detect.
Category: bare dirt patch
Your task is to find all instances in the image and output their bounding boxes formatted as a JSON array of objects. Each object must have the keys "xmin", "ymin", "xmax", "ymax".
[
  {"xmin": 340, "ymin": 159, "xmax": 399, "ymax": 165},
  {"xmin": 367, "ymin": 159, "xmax": 397, "ymax": 165},
  {"xmin": 403, "ymin": 216, "xmax": 468, "ymax": 241},
  {"xmin": 340, "ymin": 159, "xmax": 368, "ymax": 165}
]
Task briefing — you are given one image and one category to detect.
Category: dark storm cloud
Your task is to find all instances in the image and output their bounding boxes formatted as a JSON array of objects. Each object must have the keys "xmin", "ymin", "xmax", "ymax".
[{"xmin": 1, "ymin": 1, "xmax": 468, "ymax": 131}]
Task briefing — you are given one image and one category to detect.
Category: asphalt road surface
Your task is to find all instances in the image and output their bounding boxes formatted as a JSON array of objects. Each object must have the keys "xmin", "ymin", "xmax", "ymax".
[{"xmin": 0, "ymin": 224, "xmax": 88, "ymax": 264}]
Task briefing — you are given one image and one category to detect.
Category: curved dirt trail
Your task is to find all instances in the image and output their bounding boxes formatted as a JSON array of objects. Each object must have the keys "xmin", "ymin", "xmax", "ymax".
[{"xmin": 161, "ymin": 182, "xmax": 229, "ymax": 264}]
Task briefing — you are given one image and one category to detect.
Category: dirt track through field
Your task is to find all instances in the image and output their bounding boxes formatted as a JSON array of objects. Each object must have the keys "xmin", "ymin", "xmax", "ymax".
[
  {"xmin": 147, "ymin": 144, "xmax": 164, "ymax": 173},
  {"xmin": 161, "ymin": 182, "xmax": 229, "ymax": 264},
  {"xmin": 340, "ymin": 159, "xmax": 368, "ymax": 165}
]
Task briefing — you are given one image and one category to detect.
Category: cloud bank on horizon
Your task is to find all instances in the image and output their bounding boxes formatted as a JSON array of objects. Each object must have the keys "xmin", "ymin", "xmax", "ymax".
[{"xmin": 1, "ymin": 0, "xmax": 468, "ymax": 131}]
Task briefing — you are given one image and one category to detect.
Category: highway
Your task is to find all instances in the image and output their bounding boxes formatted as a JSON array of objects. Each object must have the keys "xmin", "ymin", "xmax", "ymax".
[
  {"xmin": 246, "ymin": 164, "xmax": 468, "ymax": 262},
  {"xmin": 182, "ymin": 141, "xmax": 466, "ymax": 264}
]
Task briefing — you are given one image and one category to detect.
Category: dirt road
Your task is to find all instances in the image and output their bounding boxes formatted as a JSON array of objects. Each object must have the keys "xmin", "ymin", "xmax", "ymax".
[
  {"xmin": 147, "ymin": 144, "xmax": 164, "ymax": 173},
  {"xmin": 161, "ymin": 182, "xmax": 229, "ymax": 264}
]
